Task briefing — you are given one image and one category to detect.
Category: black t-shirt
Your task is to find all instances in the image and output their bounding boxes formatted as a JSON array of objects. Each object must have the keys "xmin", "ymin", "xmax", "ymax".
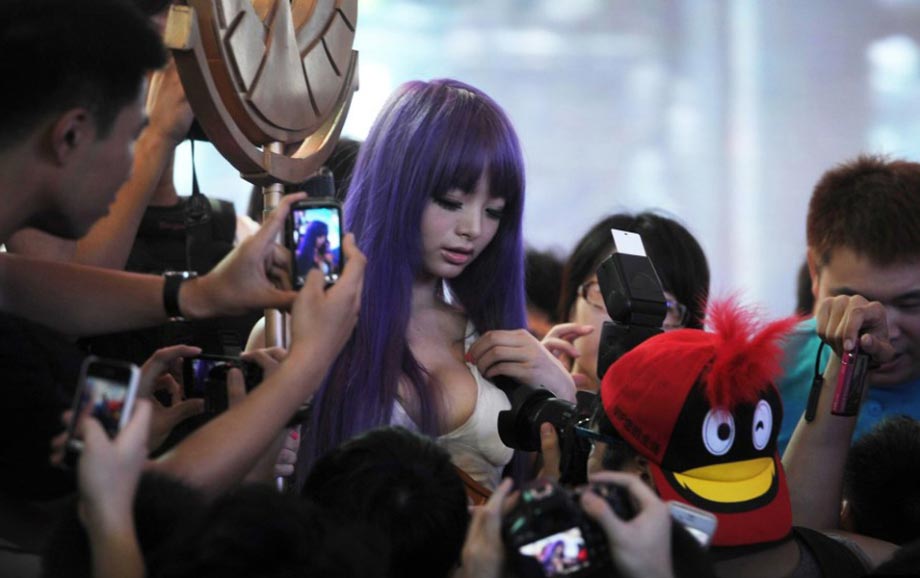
[{"xmin": 0, "ymin": 312, "xmax": 85, "ymax": 499}]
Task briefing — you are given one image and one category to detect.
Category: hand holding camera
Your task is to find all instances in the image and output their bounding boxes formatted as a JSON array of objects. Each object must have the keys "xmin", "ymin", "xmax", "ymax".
[
  {"xmin": 182, "ymin": 193, "xmax": 306, "ymax": 319},
  {"xmin": 502, "ymin": 477, "xmax": 637, "ymax": 578},
  {"xmin": 579, "ymin": 472, "xmax": 675, "ymax": 578},
  {"xmin": 814, "ymin": 294, "xmax": 895, "ymax": 364},
  {"xmin": 814, "ymin": 295, "xmax": 897, "ymax": 415}
]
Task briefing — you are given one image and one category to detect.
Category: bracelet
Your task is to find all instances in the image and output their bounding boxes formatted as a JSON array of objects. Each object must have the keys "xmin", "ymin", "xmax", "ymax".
[{"xmin": 163, "ymin": 271, "xmax": 197, "ymax": 321}]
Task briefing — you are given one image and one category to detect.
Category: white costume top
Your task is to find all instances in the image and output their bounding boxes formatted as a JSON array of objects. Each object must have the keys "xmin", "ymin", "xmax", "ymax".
[{"xmin": 392, "ymin": 323, "xmax": 515, "ymax": 491}]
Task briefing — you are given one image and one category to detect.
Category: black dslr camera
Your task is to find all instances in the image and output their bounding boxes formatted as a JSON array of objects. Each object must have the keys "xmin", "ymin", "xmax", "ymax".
[
  {"xmin": 496, "ymin": 230, "xmax": 667, "ymax": 484},
  {"xmin": 503, "ymin": 479, "xmax": 635, "ymax": 578}
]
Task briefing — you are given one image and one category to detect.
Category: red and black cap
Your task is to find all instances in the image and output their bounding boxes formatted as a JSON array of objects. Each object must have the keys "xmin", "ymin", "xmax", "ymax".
[{"xmin": 601, "ymin": 300, "xmax": 800, "ymax": 547}]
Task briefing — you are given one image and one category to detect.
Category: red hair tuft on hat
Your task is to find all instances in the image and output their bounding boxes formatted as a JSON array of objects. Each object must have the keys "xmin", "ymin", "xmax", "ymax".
[{"xmin": 703, "ymin": 299, "xmax": 802, "ymax": 410}]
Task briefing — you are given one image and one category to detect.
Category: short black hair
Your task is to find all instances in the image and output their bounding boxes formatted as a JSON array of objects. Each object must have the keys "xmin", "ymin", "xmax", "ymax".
[
  {"xmin": 0, "ymin": 0, "xmax": 165, "ymax": 148},
  {"xmin": 42, "ymin": 473, "xmax": 205, "ymax": 578},
  {"xmin": 843, "ymin": 416, "xmax": 920, "ymax": 545},
  {"xmin": 558, "ymin": 212, "xmax": 710, "ymax": 329},
  {"xmin": 302, "ymin": 427, "xmax": 470, "ymax": 578},
  {"xmin": 525, "ymin": 248, "xmax": 564, "ymax": 323},
  {"xmin": 156, "ymin": 484, "xmax": 388, "ymax": 578},
  {"xmin": 808, "ymin": 154, "xmax": 920, "ymax": 266}
]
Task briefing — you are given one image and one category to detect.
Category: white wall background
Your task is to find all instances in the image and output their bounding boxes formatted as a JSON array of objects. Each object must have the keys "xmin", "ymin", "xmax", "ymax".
[{"xmin": 174, "ymin": 0, "xmax": 920, "ymax": 317}]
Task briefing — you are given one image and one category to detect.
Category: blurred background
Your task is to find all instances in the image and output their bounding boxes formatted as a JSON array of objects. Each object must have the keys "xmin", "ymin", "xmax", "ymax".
[{"xmin": 173, "ymin": 0, "xmax": 920, "ymax": 317}]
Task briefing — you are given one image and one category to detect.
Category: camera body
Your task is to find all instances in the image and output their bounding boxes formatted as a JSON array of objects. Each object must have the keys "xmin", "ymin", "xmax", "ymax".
[
  {"xmin": 831, "ymin": 347, "xmax": 871, "ymax": 416},
  {"xmin": 285, "ymin": 198, "xmax": 344, "ymax": 289},
  {"xmin": 183, "ymin": 354, "xmax": 263, "ymax": 415},
  {"xmin": 503, "ymin": 479, "xmax": 635, "ymax": 578}
]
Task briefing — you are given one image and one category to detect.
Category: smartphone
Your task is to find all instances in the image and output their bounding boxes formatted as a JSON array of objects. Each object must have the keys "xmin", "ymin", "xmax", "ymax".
[
  {"xmin": 285, "ymin": 198, "xmax": 344, "ymax": 289},
  {"xmin": 831, "ymin": 346, "xmax": 871, "ymax": 416},
  {"xmin": 183, "ymin": 354, "xmax": 264, "ymax": 398},
  {"xmin": 65, "ymin": 357, "xmax": 141, "ymax": 455},
  {"xmin": 668, "ymin": 501, "xmax": 718, "ymax": 548}
]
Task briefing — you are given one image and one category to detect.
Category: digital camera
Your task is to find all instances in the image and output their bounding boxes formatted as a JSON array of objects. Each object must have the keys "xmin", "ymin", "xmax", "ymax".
[{"xmin": 502, "ymin": 479, "xmax": 635, "ymax": 578}]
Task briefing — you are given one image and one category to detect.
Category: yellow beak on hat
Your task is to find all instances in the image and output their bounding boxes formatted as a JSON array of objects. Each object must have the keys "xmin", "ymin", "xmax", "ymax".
[{"xmin": 671, "ymin": 457, "xmax": 775, "ymax": 504}]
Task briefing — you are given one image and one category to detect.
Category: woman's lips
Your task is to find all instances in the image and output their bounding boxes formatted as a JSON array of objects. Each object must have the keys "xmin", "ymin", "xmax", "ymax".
[{"xmin": 442, "ymin": 247, "xmax": 473, "ymax": 265}]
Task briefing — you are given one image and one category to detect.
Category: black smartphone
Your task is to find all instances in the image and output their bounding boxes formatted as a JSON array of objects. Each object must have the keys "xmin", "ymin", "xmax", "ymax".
[
  {"xmin": 183, "ymin": 354, "xmax": 263, "ymax": 416},
  {"xmin": 65, "ymin": 357, "xmax": 141, "ymax": 457},
  {"xmin": 285, "ymin": 198, "xmax": 344, "ymax": 289}
]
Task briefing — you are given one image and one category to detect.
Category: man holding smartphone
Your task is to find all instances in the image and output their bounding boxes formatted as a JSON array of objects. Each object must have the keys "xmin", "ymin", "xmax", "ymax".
[{"xmin": 776, "ymin": 155, "xmax": 920, "ymax": 452}]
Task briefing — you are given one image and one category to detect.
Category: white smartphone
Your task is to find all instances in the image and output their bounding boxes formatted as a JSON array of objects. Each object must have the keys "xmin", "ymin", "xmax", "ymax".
[
  {"xmin": 668, "ymin": 501, "xmax": 718, "ymax": 548},
  {"xmin": 65, "ymin": 357, "xmax": 141, "ymax": 455}
]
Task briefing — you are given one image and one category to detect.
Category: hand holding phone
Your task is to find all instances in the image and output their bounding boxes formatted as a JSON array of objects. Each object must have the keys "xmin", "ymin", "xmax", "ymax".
[
  {"xmin": 64, "ymin": 357, "xmax": 141, "ymax": 464},
  {"xmin": 285, "ymin": 198, "xmax": 344, "ymax": 289},
  {"xmin": 182, "ymin": 354, "xmax": 264, "ymax": 415},
  {"xmin": 668, "ymin": 501, "xmax": 718, "ymax": 548}
]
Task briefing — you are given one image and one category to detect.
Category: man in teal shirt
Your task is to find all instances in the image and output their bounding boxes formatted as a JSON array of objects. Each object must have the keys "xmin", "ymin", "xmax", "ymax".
[{"xmin": 778, "ymin": 155, "xmax": 920, "ymax": 453}]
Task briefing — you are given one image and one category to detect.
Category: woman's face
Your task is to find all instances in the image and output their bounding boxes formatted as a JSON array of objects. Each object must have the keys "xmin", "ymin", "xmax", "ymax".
[
  {"xmin": 419, "ymin": 172, "xmax": 506, "ymax": 280},
  {"xmin": 569, "ymin": 276, "xmax": 608, "ymax": 389},
  {"xmin": 315, "ymin": 234, "xmax": 327, "ymax": 248}
]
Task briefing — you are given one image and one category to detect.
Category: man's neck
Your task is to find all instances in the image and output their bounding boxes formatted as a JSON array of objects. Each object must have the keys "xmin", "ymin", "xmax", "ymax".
[{"xmin": 0, "ymin": 144, "xmax": 48, "ymax": 243}]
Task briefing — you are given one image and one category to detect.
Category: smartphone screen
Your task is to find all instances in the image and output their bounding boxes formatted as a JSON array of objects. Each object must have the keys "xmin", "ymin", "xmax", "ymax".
[
  {"xmin": 517, "ymin": 527, "xmax": 590, "ymax": 576},
  {"xmin": 287, "ymin": 200, "xmax": 343, "ymax": 288},
  {"xmin": 66, "ymin": 358, "xmax": 140, "ymax": 454}
]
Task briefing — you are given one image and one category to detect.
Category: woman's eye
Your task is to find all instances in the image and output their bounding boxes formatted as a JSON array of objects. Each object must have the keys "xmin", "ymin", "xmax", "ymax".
[
  {"xmin": 485, "ymin": 207, "xmax": 505, "ymax": 220},
  {"xmin": 434, "ymin": 197, "xmax": 462, "ymax": 211}
]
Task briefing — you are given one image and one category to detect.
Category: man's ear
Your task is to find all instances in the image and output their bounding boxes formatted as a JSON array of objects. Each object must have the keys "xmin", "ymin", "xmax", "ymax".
[
  {"xmin": 49, "ymin": 109, "xmax": 94, "ymax": 165},
  {"xmin": 806, "ymin": 249, "xmax": 821, "ymax": 302}
]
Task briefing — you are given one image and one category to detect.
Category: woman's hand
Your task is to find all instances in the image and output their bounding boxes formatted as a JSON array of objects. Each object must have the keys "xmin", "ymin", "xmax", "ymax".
[
  {"xmin": 541, "ymin": 323, "xmax": 594, "ymax": 389},
  {"xmin": 469, "ymin": 329, "xmax": 577, "ymax": 402}
]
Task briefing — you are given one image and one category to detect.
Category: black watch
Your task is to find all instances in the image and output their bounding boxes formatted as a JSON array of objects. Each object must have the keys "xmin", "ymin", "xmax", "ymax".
[{"xmin": 163, "ymin": 271, "xmax": 197, "ymax": 321}]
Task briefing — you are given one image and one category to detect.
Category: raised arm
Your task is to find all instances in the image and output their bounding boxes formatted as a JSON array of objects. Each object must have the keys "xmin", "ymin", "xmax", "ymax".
[
  {"xmin": 147, "ymin": 234, "xmax": 365, "ymax": 497},
  {"xmin": 783, "ymin": 295, "xmax": 894, "ymax": 530},
  {"xmin": 0, "ymin": 194, "xmax": 304, "ymax": 335},
  {"xmin": 73, "ymin": 60, "xmax": 192, "ymax": 269}
]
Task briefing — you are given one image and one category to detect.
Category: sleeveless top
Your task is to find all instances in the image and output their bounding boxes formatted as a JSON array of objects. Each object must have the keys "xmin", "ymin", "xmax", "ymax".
[{"xmin": 392, "ymin": 323, "xmax": 515, "ymax": 491}]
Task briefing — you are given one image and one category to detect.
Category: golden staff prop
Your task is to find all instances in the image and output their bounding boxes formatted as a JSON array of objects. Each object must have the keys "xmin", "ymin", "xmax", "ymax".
[{"xmin": 164, "ymin": 0, "xmax": 358, "ymax": 348}]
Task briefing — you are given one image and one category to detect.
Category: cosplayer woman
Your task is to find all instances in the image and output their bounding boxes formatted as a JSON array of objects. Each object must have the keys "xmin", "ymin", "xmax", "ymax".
[{"xmin": 304, "ymin": 79, "xmax": 575, "ymax": 490}]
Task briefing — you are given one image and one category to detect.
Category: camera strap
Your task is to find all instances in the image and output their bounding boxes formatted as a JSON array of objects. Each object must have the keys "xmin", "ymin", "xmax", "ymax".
[
  {"xmin": 185, "ymin": 139, "xmax": 213, "ymax": 274},
  {"xmin": 804, "ymin": 341, "xmax": 828, "ymax": 422}
]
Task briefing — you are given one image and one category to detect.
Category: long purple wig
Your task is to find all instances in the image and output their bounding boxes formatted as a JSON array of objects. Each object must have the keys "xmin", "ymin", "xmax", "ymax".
[{"xmin": 305, "ymin": 79, "xmax": 527, "ymax": 466}]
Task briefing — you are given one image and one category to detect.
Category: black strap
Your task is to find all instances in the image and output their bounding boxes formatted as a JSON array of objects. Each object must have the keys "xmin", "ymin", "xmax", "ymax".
[
  {"xmin": 805, "ymin": 341, "xmax": 828, "ymax": 422},
  {"xmin": 185, "ymin": 140, "xmax": 213, "ymax": 273}
]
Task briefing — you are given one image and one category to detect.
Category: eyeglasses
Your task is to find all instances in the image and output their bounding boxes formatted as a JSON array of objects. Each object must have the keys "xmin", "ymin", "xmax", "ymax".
[{"xmin": 578, "ymin": 280, "xmax": 689, "ymax": 330}]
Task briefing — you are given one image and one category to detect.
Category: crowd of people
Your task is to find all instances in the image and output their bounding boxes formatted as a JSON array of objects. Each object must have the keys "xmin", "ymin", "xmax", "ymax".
[{"xmin": 3, "ymin": 1, "xmax": 920, "ymax": 577}]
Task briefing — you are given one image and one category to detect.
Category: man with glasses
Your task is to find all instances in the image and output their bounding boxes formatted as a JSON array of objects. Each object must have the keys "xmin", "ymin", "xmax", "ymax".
[{"xmin": 776, "ymin": 155, "xmax": 920, "ymax": 452}]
